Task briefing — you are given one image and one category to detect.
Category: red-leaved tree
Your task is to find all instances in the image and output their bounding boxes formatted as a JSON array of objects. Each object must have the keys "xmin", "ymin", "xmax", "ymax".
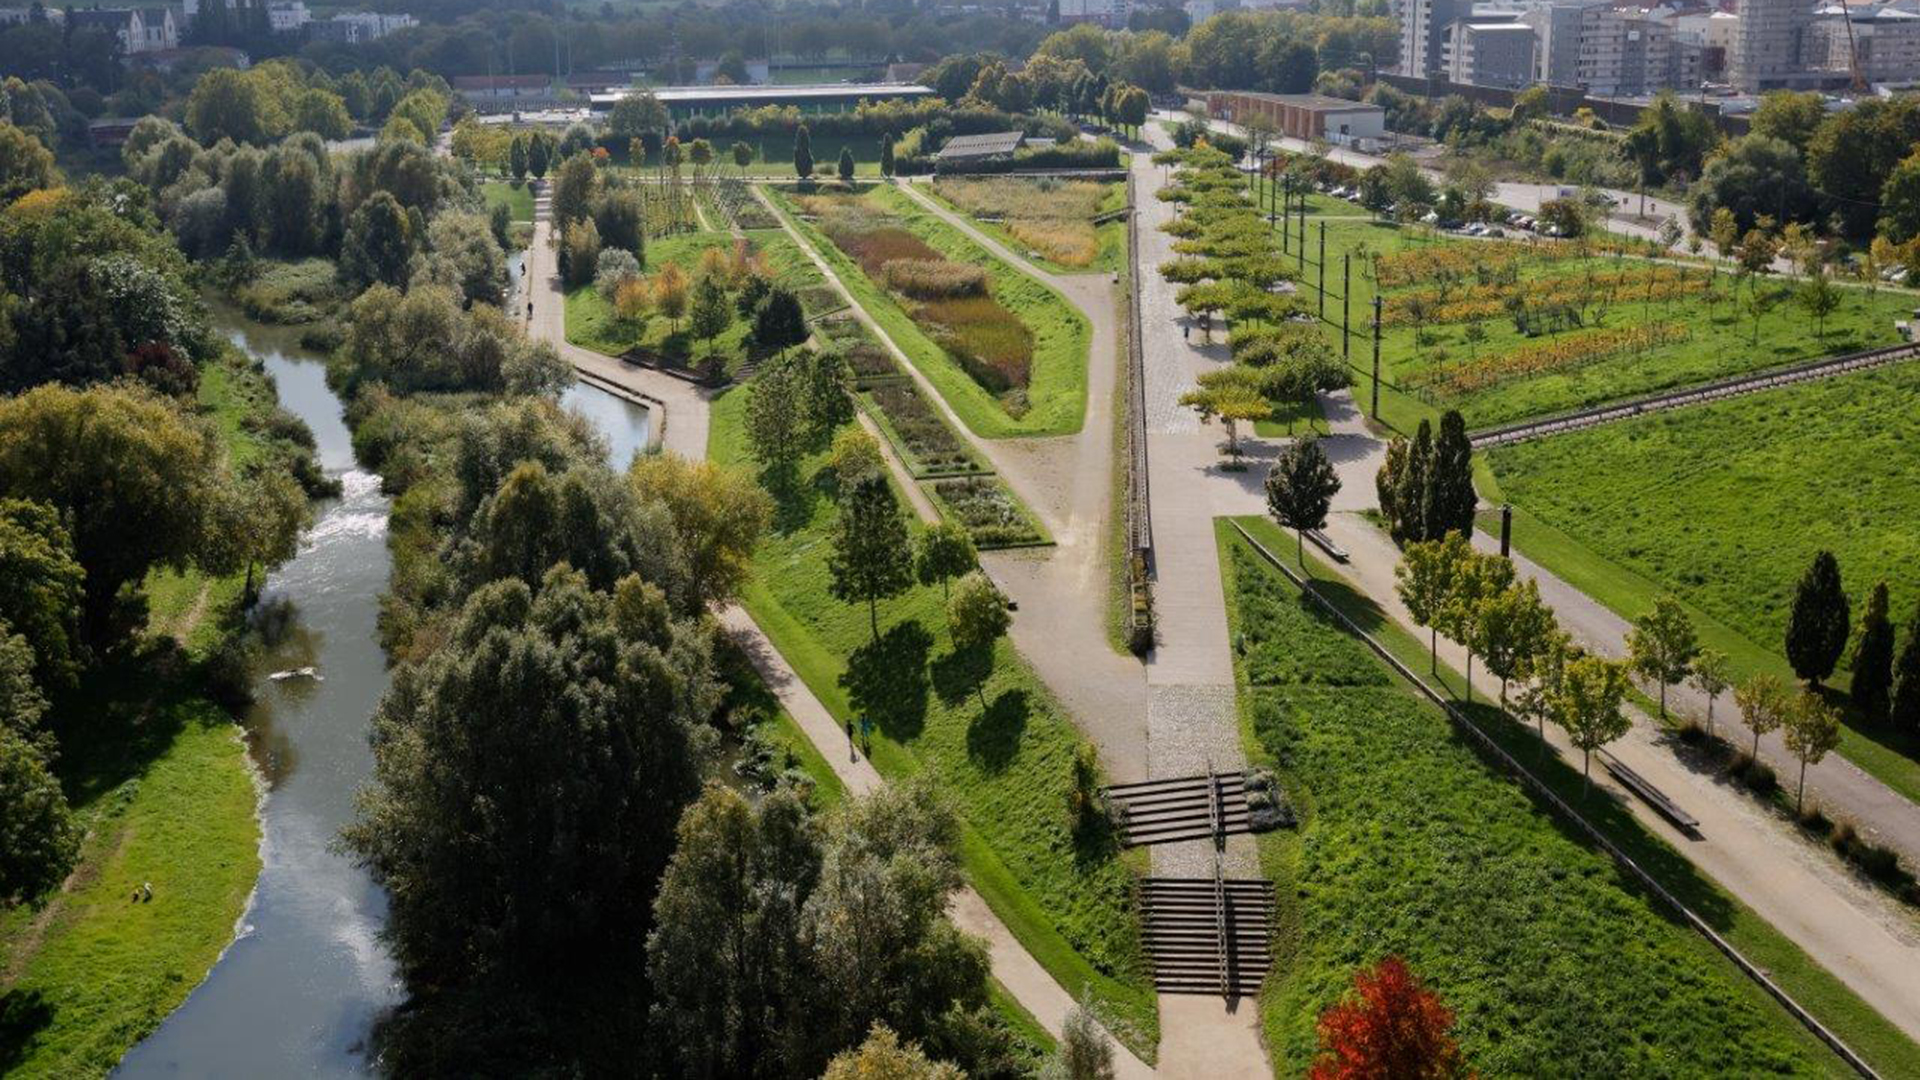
[{"xmin": 1309, "ymin": 956, "xmax": 1468, "ymax": 1080}]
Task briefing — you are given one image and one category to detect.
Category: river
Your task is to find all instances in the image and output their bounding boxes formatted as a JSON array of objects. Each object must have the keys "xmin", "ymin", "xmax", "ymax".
[{"xmin": 116, "ymin": 314, "xmax": 650, "ymax": 1077}]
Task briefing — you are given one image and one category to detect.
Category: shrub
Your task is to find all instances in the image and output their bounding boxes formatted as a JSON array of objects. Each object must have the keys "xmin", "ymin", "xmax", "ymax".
[
  {"xmin": 1728, "ymin": 750, "xmax": 1778, "ymax": 795},
  {"xmin": 929, "ymin": 476, "xmax": 1041, "ymax": 547},
  {"xmin": 918, "ymin": 296, "xmax": 1033, "ymax": 394},
  {"xmin": 864, "ymin": 381, "xmax": 978, "ymax": 475},
  {"xmin": 879, "ymin": 258, "xmax": 988, "ymax": 299},
  {"xmin": 595, "ymin": 248, "xmax": 641, "ymax": 299}
]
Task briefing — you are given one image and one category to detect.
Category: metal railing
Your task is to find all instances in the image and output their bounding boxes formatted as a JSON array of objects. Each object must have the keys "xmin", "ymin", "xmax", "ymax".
[{"xmin": 1227, "ymin": 520, "xmax": 1883, "ymax": 1080}]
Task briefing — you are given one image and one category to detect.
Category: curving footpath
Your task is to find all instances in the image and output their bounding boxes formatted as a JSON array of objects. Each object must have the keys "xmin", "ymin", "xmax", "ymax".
[{"xmin": 526, "ymin": 196, "xmax": 1154, "ymax": 1077}]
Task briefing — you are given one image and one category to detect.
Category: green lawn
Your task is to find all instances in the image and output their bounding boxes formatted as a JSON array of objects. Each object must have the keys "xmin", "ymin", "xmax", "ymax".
[
  {"xmin": 1282, "ymin": 216, "xmax": 1916, "ymax": 434},
  {"xmin": 481, "ymin": 181, "xmax": 535, "ymax": 223},
  {"xmin": 1482, "ymin": 363, "xmax": 1920, "ymax": 800},
  {"xmin": 765, "ymin": 184, "xmax": 1090, "ymax": 438},
  {"xmin": 1221, "ymin": 517, "xmax": 1919, "ymax": 1078},
  {"xmin": 710, "ymin": 385, "xmax": 1158, "ymax": 1059}
]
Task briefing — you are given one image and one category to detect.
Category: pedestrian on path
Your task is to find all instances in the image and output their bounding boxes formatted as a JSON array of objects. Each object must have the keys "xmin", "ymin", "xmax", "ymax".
[{"xmin": 1183, "ymin": 323, "xmax": 1190, "ymax": 342}]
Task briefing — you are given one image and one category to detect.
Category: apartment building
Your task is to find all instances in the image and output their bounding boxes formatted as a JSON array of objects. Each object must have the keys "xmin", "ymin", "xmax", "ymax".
[
  {"xmin": 1576, "ymin": 5, "xmax": 1699, "ymax": 94},
  {"xmin": 1400, "ymin": 0, "xmax": 1471, "ymax": 75},
  {"xmin": 1806, "ymin": 3, "xmax": 1920, "ymax": 81},
  {"xmin": 1731, "ymin": 0, "xmax": 1817, "ymax": 90},
  {"xmin": 1443, "ymin": 20, "xmax": 1541, "ymax": 86}
]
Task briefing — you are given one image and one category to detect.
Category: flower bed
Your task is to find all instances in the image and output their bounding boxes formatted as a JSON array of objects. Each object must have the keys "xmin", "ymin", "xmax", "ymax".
[
  {"xmin": 863, "ymin": 380, "xmax": 984, "ymax": 476},
  {"xmin": 1407, "ymin": 322, "xmax": 1690, "ymax": 398},
  {"xmin": 794, "ymin": 284, "xmax": 847, "ymax": 319},
  {"xmin": 927, "ymin": 476, "xmax": 1049, "ymax": 548},
  {"xmin": 1384, "ymin": 265, "xmax": 1707, "ymax": 327},
  {"xmin": 817, "ymin": 314, "xmax": 900, "ymax": 385}
]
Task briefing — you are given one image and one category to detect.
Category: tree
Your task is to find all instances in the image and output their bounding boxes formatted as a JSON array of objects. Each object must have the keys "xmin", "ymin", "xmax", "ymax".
[
  {"xmin": 563, "ymin": 218, "xmax": 604, "ymax": 291},
  {"xmin": 1783, "ymin": 692, "xmax": 1841, "ymax": 813},
  {"xmin": 1557, "ymin": 654, "xmax": 1632, "ymax": 789},
  {"xmin": 1797, "ymin": 272, "xmax": 1841, "ymax": 342},
  {"xmin": 341, "ymin": 569, "xmax": 710, "ymax": 1065},
  {"xmin": 0, "ymin": 384, "xmax": 232, "ymax": 643},
  {"xmin": 1046, "ymin": 993, "xmax": 1116, "ymax": 1080},
  {"xmin": 830, "ymin": 429, "xmax": 886, "ymax": 489},
  {"xmin": 552, "ymin": 152, "xmax": 601, "ymax": 228},
  {"xmin": 646, "ymin": 785, "xmax": 823, "ymax": 1078},
  {"xmin": 0, "ymin": 721, "xmax": 79, "ymax": 910},
  {"xmin": 827, "ymin": 473, "xmax": 915, "ymax": 641},
  {"xmin": 509, "ymin": 133, "xmax": 529, "ymax": 183},
  {"xmin": 1309, "ymin": 956, "xmax": 1466, "ymax": 1080},
  {"xmin": 1625, "ymin": 594, "xmax": 1698, "ymax": 720},
  {"xmin": 823, "ymin": 1026, "xmax": 964, "ymax": 1080},
  {"xmin": 653, "ymin": 261, "xmax": 690, "ymax": 328},
  {"xmin": 185, "ymin": 67, "xmax": 281, "ymax": 145},
  {"xmin": 914, "ymin": 522, "xmax": 977, "ymax": 600},
  {"xmin": 752, "ymin": 287, "xmax": 809, "ymax": 355},
  {"xmin": 1396, "ymin": 533, "xmax": 1470, "ymax": 675},
  {"xmin": 627, "ymin": 454, "xmax": 772, "ymax": 607},
  {"xmin": 608, "ymin": 91, "xmax": 669, "ymax": 143},
  {"xmin": 528, "ymin": 131, "xmax": 552, "ymax": 180},
  {"xmin": 206, "ymin": 469, "xmax": 310, "ymax": 601},
  {"xmin": 0, "ymin": 500, "xmax": 84, "ymax": 690},
  {"xmin": 794, "ymin": 124, "xmax": 815, "ymax": 180},
  {"xmin": 732, "ymin": 141, "xmax": 754, "ymax": 172},
  {"xmin": 1785, "ymin": 551, "xmax": 1850, "ymax": 688},
  {"xmin": 0, "ymin": 121, "xmax": 57, "ymax": 201},
  {"xmin": 689, "ymin": 274, "xmax": 732, "ymax": 355},
  {"xmin": 339, "ymin": 190, "xmax": 414, "ymax": 290},
  {"xmin": 1437, "ymin": 549, "xmax": 1515, "ymax": 703},
  {"xmin": 1689, "ymin": 648, "xmax": 1733, "ymax": 739},
  {"xmin": 1473, "ymin": 578, "xmax": 1555, "ymax": 709},
  {"xmin": 1179, "ymin": 379, "xmax": 1268, "ymax": 464},
  {"xmin": 1849, "ymin": 583, "xmax": 1896, "ymax": 721},
  {"xmin": 880, "ymin": 136, "xmax": 896, "ymax": 178},
  {"xmin": 948, "ymin": 572, "xmax": 1011, "ymax": 708},
  {"xmin": 838, "ymin": 146, "xmax": 856, "ymax": 185},
  {"xmin": 1892, "ymin": 600, "xmax": 1920, "ymax": 732},
  {"xmin": 746, "ymin": 357, "xmax": 808, "ymax": 471},
  {"xmin": 1735, "ymin": 673, "xmax": 1791, "ymax": 760},
  {"xmin": 1266, "ymin": 436, "xmax": 1341, "ymax": 565},
  {"xmin": 1392, "ymin": 420, "xmax": 1432, "ymax": 544},
  {"xmin": 1514, "ymin": 626, "xmax": 1574, "ymax": 751},
  {"xmin": 1422, "ymin": 410, "xmax": 1476, "ymax": 539}
]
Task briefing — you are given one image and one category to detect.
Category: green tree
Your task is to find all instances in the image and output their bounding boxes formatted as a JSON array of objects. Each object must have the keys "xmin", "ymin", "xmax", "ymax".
[
  {"xmin": 733, "ymin": 141, "xmax": 754, "ymax": 171},
  {"xmin": 0, "ymin": 500, "xmax": 84, "ymax": 690},
  {"xmin": 0, "ymin": 121, "xmax": 57, "ymax": 201},
  {"xmin": 207, "ymin": 469, "xmax": 310, "ymax": 601},
  {"xmin": 1808, "ymin": 96, "xmax": 1920, "ymax": 239},
  {"xmin": 552, "ymin": 152, "xmax": 601, "ymax": 228},
  {"xmin": 509, "ymin": 133, "xmax": 528, "ymax": 183},
  {"xmin": 1265, "ymin": 435, "xmax": 1341, "ymax": 565},
  {"xmin": 1783, "ymin": 692, "xmax": 1841, "ymax": 813},
  {"xmin": 1514, "ymin": 627, "xmax": 1574, "ymax": 751},
  {"xmin": 185, "ymin": 67, "xmax": 281, "ymax": 145},
  {"xmin": 1556, "ymin": 654, "xmax": 1632, "ymax": 791},
  {"xmin": 1625, "ymin": 594, "xmax": 1699, "ymax": 720},
  {"xmin": 342, "ymin": 569, "xmax": 710, "ymax": 1065},
  {"xmin": 626, "ymin": 454, "xmax": 771, "ymax": 607},
  {"xmin": 1047, "ymin": 993, "xmax": 1117, "ymax": 1080},
  {"xmin": 752, "ymin": 287, "xmax": 810, "ymax": 355},
  {"xmin": 1392, "ymin": 420, "xmax": 1432, "ymax": 544},
  {"xmin": 794, "ymin": 123, "xmax": 815, "ymax": 180},
  {"xmin": 528, "ymin": 131, "xmax": 552, "ymax": 180},
  {"xmin": 1178, "ymin": 377, "xmax": 1268, "ymax": 464},
  {"xmin": 1749, "ymin": 90, "xmax": 1828, "ymax": 152},
  {"xmin": 608, "ymin": 91, "xmax": 669, "ymax": 143},
  {"xmin": 830, "ymin": 429, "xmax": 886, "ymax": 488},
  {"xmin": 1785, "ymin": 550, "xmax": 1850, "ymax": 688},
  {"xmin": 880, "ymin": 136, "xmax": 896, "ymax": 178},
  {"xmin": 0, "ymin": 384, "xmax": 232, "ymax": 643},
  {"xmin": 827, "ymin": 472, "xmax": 915, "ymax": 642},
  {"xmin": 825, "ymin": 1026, "xmax": 961, "ymax": 1080},
  {"xmin": 1735, "ymin": 673, "xmax": 1791, "ymax": 760},
  {"xmin": 291, "ymin": 87, "xmax": 351, "ymax": 139},
  {"xmin": 689, "ymin": 274, "xmax": 732, "ymax": 355},
  {"xmin": 948, "ymin": 571, "xmax": 1011, "ymax": 708},
  {"xmin": 1689, "ymin": 648, "xmax": 1733, "ymax": 739},
  {"xmin": 914, "ymin": 521, "xmax": 977, "ymax": 600},
  {"xmin": 339, "ymin": 190, "xmax": 414, "ymax": 290},
  {"xmin": 1851, "ymin": 582, "xmax": 1896, "ymax": 720},
  {"xmin": 746, "ymin": 358, "xmax": 807, "ymax": 471},
  {"xmin": 1891, "ymin": 600, "xmax": 1920, "ymax": 732},
  {"xmin": 1422, "ymin": 409, "xmax": 1476, "ymax": 540},
  {"xmin": 1396, "ymin": 532, "xmax": 1470, "ymax": 674},
  {"xmin": 1473, "ymin": 578, "xmax": 1556, "ymax": 709},
  {"xmin": 1797, "ymin": 272, "xmax": 1841, "ymax": 342},
  {"xmin": 0, "ymin": 720, "xmax": 79, "ymax": 910},
  {"xmin": 838, "ymin": 146, "xmax": 856, "ymax": 185},
  {"xmin": 1437, "ymin": 550, "xmax": 1515, "ymax": 703}
]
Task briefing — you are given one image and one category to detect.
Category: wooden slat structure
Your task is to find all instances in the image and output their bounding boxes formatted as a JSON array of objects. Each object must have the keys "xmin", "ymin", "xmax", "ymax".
[
  {"xmin": 1139, "ymin": 877, "xmax": 1275, "ymax": 997},
  {"xmin": 1103, "ymin": 772, "xmax": 1253, "ymax": 847}
]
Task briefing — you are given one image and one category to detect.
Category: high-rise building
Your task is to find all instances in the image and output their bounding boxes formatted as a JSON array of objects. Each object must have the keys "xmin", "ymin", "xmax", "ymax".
[
  {"xmin": 1399, "ymin": 0, "xmax": 1470, "ymax": 77},
  {"xmin": 1806, "ymin": 4, "xmax": 1920, "ymax": 83},
  {"xmin": 1576, "ymin": 6, "xmax": 1697, "ymax": 95},
  {"xmin": 1519, "ymin": 0, "xmax": 1602, "ymax": 84},
  {"xmin": 1443, "ymin": 20, "xmax": 1540, "ymax": 87},
  {"xmin": 1731, "ymin": 0, "xmax": 1815, "ymax": 90}
]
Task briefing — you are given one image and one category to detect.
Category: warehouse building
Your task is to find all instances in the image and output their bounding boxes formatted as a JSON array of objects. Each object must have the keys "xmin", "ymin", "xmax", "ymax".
[
  {"xmin": 590, "ymin": 83, "xmax": 935, "ymax": 121},
  {"xmin": 1202, "ymin": 91, "xmax": 1388, "ymax": 147}
]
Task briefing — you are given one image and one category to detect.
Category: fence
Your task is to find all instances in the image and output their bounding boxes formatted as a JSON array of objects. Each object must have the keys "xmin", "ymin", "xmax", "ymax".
[
  {"xmin": 1124, "ymin": 169, "xmax": 1154, "ymax": 654},
  {"xmin": 1226, "ymin": 519, "xmax": 1883, "ymax": 1080}
]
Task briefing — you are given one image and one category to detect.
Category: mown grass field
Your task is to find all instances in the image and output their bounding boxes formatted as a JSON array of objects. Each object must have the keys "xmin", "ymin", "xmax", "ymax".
[
  {"xmin": 1221, "ymin": 518, "xmax": 1917, "ymax": 1079},
  {"xmin": 709, "ymin": 385, "xmax": 1157, "ymax": 1058},
  {"xmin": 765, "ymin": 183, "xmax": 1090, "ymax": 438},
  {"xmin": 1482, "ymin": 363, "xmax": 1920, "ymax": 799},
  {"xmin": 480, "ymin": 181, "xmax": 536, "ymax": 223},
  {"xmin": 1287, "ymin": 215, "xmax": 1917, "ymax": 433}
]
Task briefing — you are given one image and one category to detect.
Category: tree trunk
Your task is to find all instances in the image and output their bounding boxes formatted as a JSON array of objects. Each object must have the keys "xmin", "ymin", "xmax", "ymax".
[
  {"xmin": 1465, "ymin": 652, "xmax": 1473, "ymax": 703},
  {"xmin": 1583, "ymin": 750, "xmax": 1592, "ymax": 794},
  {"xmin": 1296, "ymin": 528, "xmax": 1305, "ymax": 566},
  {"xmin": 1430, "ymin": 626, "xmax": 1438, "ymax": 675},
  {"xmin": 868, "ymin": 597, "xmax": 879, "ymax": 643},
  {"xmin": 1752, "ymin": 729, "xmax": 1762, "ymax": 761},
  {"xmin": 1658, "ymin": 679, "xmax": 1666, "ymax": 718},
  {"xmin": 1798, "ymin": 761, "xmax": 1808, "ymax": 814},
  {"xmin": 1706, "ymin": 697, "xmax": 1715, "ymax": 739}
]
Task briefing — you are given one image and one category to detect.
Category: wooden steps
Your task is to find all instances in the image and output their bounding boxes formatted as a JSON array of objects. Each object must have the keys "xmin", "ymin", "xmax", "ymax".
[
  {"xmin": 1103, "ymin": 772, "xmax": 1254, "ymax": 847},
  {"xmin": 1140, "ymin": 877, "xmax": 1275, "ymax": 997}
]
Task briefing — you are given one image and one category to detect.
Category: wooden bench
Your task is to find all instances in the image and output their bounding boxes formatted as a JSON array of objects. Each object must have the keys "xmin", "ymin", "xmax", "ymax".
[
  {"xmin": 1305, "ymin": 529, "xmax": 1349, "ymax": 563},
  {"xmin": 1603, "ymin": 755, "xmax": 1699, "ymax": 833}
]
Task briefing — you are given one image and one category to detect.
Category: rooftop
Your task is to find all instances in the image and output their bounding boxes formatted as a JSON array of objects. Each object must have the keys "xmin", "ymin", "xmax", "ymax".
[
  {"xmin": 935, "ymin": 130, "xmax": 1027, "ymax": 159},
  {"xmin": 1213, "ymin": 90, "xmax": 1386, "ymax": 113},
  {"xmin": 590, "ymin": 82, "xmax": 933, "ymax": 106}
]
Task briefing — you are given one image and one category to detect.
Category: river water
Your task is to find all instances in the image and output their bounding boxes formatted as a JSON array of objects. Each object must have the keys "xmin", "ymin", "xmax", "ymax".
[{"xmin": 117, "ymin": 314, "xmax": 649, "ymax": 1076}]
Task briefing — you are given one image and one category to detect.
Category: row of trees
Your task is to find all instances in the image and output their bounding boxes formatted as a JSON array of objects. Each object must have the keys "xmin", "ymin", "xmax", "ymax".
[
  {"xmin": 1374, "ymin": 411, "xmax": 1476, "ymax": 545},
  {"xmin": 1782, "ymin": 552, "xmax": 1920, "ymax": 730}
]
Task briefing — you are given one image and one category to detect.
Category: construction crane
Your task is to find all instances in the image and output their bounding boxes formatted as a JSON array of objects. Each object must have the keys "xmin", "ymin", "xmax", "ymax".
[{"xmin": 1840, "ymin": 0, "xmax": 1868, "ymax": 93}]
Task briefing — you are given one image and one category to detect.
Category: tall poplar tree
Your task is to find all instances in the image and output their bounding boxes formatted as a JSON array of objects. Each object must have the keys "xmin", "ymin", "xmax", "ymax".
[
  {"xmin": 1851, "ymin": 581, "xmax": 1896, "ymax": 720},
  {"xmin": 1423, "ymin": 409, "xmax": 1477, "ymax": 540},
  {"xmin": 827, "ymin": 473, "xmax": 914, "ymax": 641},
  {"xmin": 1784, "ymin": 551, "xmax": 1850, "ymax": 688}
]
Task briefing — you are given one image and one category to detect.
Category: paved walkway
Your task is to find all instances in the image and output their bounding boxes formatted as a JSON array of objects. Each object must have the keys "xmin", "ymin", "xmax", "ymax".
[
  {"xmin": 761, "ymin": 184, "xmax": 1150, "ymax": 781},
  {"xmin": 1304, "ymin": 389, "xmax": 1920, "ymax": 1044},
  {"xmin": 525, "ymin": 196, "xmax": 1152, "ymax": 1074}
]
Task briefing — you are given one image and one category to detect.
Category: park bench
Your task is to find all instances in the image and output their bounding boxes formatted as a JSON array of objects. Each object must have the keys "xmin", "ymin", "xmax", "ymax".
[
  {"xmin": 1304, "ymin": 529, "xmax": 1349, "ymax": 563},
  {"xmin": 1603, "ymin": 754, "xmax": 1699, "ymax": 833}
]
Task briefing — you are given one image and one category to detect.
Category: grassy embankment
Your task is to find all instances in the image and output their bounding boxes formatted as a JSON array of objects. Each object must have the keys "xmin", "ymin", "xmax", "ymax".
[
  {"xmin": 1480, "ymin": 362, "xmax": 1920, "ymax": 800},
  {"xmin": 1222, "ymin": 515, "xmax": 1920, "ymax": 1079},
  {"xmin": 0, "ymin": 348, "xmax": 323, "ymax": 1076},
  {"xmin": 764, "ymin": 183, "xmax": 1090, "ymax": 439},
  {"xmin": 480, "ymin": 181, "xmax": 536, "ymax": 224},
  {"xmin": 1280, "ymin": 214, "xmax": 1916, "ymax": 434},
  {"xmin": 711, "ymin": 385, "xmax": 1158, "ymax": 1058}
]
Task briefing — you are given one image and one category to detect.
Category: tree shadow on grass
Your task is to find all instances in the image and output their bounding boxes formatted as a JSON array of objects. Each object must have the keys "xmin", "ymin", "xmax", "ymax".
[
  {"xmin": 0, "ymin": 989, "xmax": 53, "ymax": 1074},
  {"xmin": 966, "ymin": 688, "xmax": 1029, "ymax": 773},
  {"xmin": 759, "ymin": 461, "xmax": 814, "ymax": 535},
  {"xmin": 930, "ymin": 642, "xmax": 992, "ymax": 710},
  {"xmin": 839, "ymin": 621, "xmax": 932, "ymax": 741}
]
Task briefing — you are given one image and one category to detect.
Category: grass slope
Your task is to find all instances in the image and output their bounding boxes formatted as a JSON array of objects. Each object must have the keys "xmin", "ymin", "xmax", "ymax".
[
  {"xmin": 481, "ymin": 181, "xmax": 536, "ymax": 223},
  {"xmin": 1482, "ymin": 363, "xmax": 1920, "ymax": 798},
  {"xmin": 765, "ymin": 184, "xmax": 1089, "ymax": 438},
  {"xmin": 1225, "ymin": 516, "xmax": 1920, "ymax": 1079},
  {"xmin": 710, "ymin": 385, "xmax": 1157, "ymax": 1057}
]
